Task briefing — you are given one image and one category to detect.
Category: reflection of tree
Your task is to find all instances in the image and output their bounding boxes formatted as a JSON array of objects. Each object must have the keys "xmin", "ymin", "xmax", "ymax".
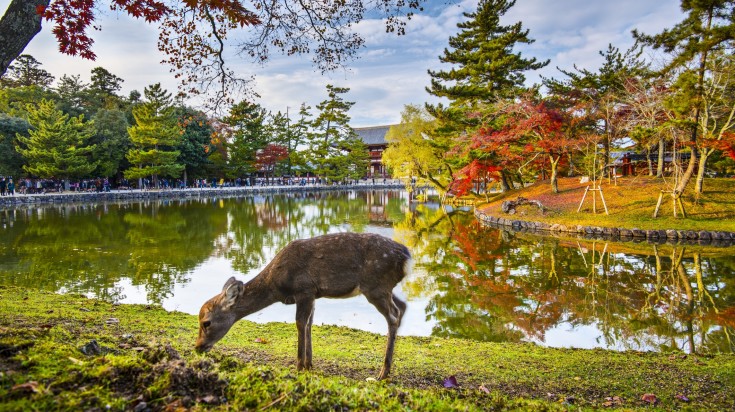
[
  {"xmin": 124, "ymin": 200, "xmax": 225, "ymax": 303},
  {"xmin": 0, "ymin": 201, "xmax": 225, "ymax": 304},
  {"xmin": 223, "ymin": 191, "xmax": 406, "ymax": 275},
  {"xmin": 399, "ymin": 204, "xmax": 735, "ymax": 353}
]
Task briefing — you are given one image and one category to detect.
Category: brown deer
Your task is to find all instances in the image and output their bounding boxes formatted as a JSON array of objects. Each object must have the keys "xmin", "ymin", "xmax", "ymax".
[{"xmin": 195, "ymin": 232, "xmax": 412, "ymax": 380}]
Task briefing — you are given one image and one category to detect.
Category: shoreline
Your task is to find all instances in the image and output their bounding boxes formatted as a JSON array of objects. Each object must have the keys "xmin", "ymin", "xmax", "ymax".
[
  {"xmin": 475, "ymin": 208, "xmax": 735, "ymax": 247},
  {"xmin": 0, "ymin": 181, "xmax": 405, "ymax": 208}
]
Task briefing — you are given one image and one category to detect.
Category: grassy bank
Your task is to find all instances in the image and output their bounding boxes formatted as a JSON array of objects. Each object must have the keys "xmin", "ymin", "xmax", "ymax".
[
  {"xmin": 1, "ymin": 287, "xmax": 734, "ymax": 411},
  {"xmin": 477, "ymin": 177, "xmax": 735, "ymax": 233}
]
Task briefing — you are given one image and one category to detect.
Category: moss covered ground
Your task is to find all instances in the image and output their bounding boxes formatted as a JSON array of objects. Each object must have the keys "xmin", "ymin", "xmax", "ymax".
[{"xmin": 1, "ymin": 286, "xmax": 734, "ymax": 411}]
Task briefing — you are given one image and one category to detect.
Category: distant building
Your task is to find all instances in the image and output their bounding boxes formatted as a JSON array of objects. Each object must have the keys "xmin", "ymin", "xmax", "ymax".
[{"xmin": 354, "ymin": 125, "xmax": 394, "ymax": 178}]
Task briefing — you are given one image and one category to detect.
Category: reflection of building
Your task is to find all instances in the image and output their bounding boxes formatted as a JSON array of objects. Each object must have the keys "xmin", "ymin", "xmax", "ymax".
[{"xmin": 354, "ymin": 125, "xmax": 394, "ymax": 178}]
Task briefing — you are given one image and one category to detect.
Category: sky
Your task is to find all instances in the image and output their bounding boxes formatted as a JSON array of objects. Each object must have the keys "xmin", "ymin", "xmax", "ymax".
[{"xmin": 1, "ymin": 0, "xmax": 684, "ymax": 127}]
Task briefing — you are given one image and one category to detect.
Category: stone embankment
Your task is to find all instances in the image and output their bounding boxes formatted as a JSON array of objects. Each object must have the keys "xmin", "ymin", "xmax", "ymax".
[
  {"xmin": 0, "ymin": 183, "xmax": 404, "ymax": 208},
  {"xmin": 475, "ymin": 209, "xmax": 735, "ymax": 247}
]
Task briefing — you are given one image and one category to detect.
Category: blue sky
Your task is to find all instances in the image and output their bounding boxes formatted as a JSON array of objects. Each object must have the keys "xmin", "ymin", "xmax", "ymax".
[{"xmin": 2, "ymin": 0, "xmax": 683, "ymax": 126}]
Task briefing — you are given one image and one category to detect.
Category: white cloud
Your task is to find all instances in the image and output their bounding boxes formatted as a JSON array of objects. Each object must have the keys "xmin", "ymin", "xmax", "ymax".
[{"xmin": 1, "ymin": 0, "xmax": 683, "ymax": 126}]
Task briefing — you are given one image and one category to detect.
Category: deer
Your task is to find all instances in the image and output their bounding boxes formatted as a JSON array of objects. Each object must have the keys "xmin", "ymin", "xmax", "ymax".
[{"xmin": 195, "ymin": 232, "xmax": 412, "ymax": 380}]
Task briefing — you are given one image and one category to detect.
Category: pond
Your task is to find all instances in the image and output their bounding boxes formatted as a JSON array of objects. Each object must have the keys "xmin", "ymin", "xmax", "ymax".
[{"xmin": 1, "ymin": 189, "xmax": 733, "ymax": 354}]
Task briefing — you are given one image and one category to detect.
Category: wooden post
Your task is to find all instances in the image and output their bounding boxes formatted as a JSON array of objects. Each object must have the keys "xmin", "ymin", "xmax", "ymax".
[{"xmin": 577, "ymin": 186, "xmax": 590, "ymax": 213}]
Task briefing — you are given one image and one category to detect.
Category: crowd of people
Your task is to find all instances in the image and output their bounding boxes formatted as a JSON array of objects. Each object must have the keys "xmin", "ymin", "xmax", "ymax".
[{"xmin": 0, "ymin": 175, "xmax": 396, "ymax": 196}]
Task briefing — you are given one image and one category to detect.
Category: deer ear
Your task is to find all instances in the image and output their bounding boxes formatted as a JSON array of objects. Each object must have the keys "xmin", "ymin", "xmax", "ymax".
[
  {"xmin": 223, "ymin": 279, "xmax": 243, "ymax": 309},
  {"xmin": 223, "ymin": 276, "xmax": 238, "ymax": 291}
]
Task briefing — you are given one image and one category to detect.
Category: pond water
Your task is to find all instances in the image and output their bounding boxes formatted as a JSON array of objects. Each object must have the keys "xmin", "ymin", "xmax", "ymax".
[{"xmin": 1, "ymin": 190, "xmax": 733, "ymax": 354}]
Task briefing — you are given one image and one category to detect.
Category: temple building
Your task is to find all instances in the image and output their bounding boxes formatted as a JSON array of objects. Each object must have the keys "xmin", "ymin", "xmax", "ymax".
[{"xmin": 354, "ymin": 125, "xmax": 394, "ymax": 178}]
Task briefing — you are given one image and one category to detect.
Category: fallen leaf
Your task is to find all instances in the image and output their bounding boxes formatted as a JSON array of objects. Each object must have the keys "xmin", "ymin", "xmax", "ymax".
[
  {"xmin": 254, "ymin": 337, "xmax": 268, "ymax": 344},
  {"xmin": 478, "ymin": 385, "xmax": 490, "ymax": 394},
  {"xmin": 443, "ymin": 375, "xmax": 459, "ymax": 388},
  {"xmin": 365, "ymin": 377, "xmax": 377, "ymax": 382},
  {"xmin": 641, "ymin": 393, "xmax": 658, "ymax": 405},
  {"xmin": 105, "ymin": 318, "xmax": 120, "ymax": 324}
]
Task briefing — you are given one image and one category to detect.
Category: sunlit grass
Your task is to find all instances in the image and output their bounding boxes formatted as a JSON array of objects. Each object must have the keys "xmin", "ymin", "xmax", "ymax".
[
  {"xmin": 1, "ymin": 286, "xmax": 734, "ymax": 410},
  {"xmin": 479, "ymin": 176, "xmax": 735, "ymax": 232}
]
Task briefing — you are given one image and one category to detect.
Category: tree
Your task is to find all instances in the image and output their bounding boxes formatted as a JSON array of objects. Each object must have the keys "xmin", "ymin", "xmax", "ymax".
[
  {"xmin": 307, "ymin": 84, "xmax": 367, "ymax": 182},
  {"xmin": 426, "ymin": 0, "xmax": 547, "ymax": 109},
  {"xmin": 55, "ymin": 74, "xmax": 89, "ymax": 118},
  {"xmin": 287, "ymin": 103, "xmax": 313, "ymax": 176},
  {"xmin": 85, "ymin": 66, "xmax": 124, "ymax": 113},
  {"xmin": 691, "ymin": 50, "xmax": 735, "ymax": 193},
  {"xmin": 15, "ymin": 98, "xmax": 98, "ymax": 179},
  {"xmin": 175, "ymin": 106, "xmax": 215, "ymax": 183},
  {"xmin": 0, "ymin": 0, "xmax": 48, "ymax": 78},
  {"xmin": 256, "ymin": 143, "xmax": 289, "ymax": 182},
  {"xmin": 382, "ymin": 104, "xmax": 453, "ymax": 191},
  {"xmin": 0, "ymin": 0, "xmax": 425, "ymax": 112},
  {"xmin": 0, "ymin": 54, "xmax": 54, "ymax": 88},
  {"xmin": 222, "ymin": 100, "xmax": 268, "ymax": 179},
  {"xmin": 456, "ymin": 97, "xmax": 576, "ymax": 194},
  {"xmin": 544, "ymin": 44, "xmax": 648, "ymax": 173},
  {"xmin": 124, "ymin": 83, "xmax": 184, "ymax": 187},
  {"xmin": 0, "ymin": 113, "xmax": 28, "ymax": 176},
  {"xmin": 634, "ymin": 0, "xmax": 735, "ymax": 193},
  {"xmin": 91, "ymin": 108, "xmax": 131, "ymax": 178}
]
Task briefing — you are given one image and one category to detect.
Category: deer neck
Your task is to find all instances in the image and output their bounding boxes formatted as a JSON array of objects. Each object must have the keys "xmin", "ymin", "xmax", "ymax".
[{"xmin": 232, "ymin": 274, "xmax": 279, "ymax": 320}]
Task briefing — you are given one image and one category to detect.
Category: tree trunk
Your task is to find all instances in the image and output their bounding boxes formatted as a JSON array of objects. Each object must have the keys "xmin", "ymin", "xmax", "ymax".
[
  {"xmin": 675, "ymin": 147, "xmax": 698, "ymax": 194},
  {"xmin": 0, "ymin": 0, "xmax": 49, "ymax": 77},
  {"xmin": 656, "ymin": 139, "xmax": 665, "ymax": 178},
  {"xmin": 694, "ymin": 148, "xmax": 712, "ymax": 194},
  {"xmin": 500, "ymin": 171, "xmax": 511, "ymax": 192},
  {"xmin": 550, "ymin": 155, "xmax": 560, "ymax": 194}
]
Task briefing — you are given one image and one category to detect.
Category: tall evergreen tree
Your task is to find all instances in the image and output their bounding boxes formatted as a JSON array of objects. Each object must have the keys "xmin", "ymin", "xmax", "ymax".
[
  {"xmin": 56, "ymin": 74, "xmax": 90, "ymax": 118},
  {"xmin": 222, "ymin": 100, "xmax": 268, "ymax": 179},
  {"xmin": 543, "ymin": 44, "xmax": 648, "ymax": 174},
  {"xmin": 92, "ymin": 108, "xmax": 131, "ymax": 178},
  {"xmin": 124, "ymin": 83, "xmax": 184, "ymax": 187},
  {"xmin": 15, "ymin": 99, "xmax": 98, "ymax": 179},
  {"xmin": 0, "ymin": 54, "xmax": 54, "ymax": 88},
  {"xmin": 634, "ymin": 0, "xmax": 735, "ymax": 193},
  {"xmin": 426, "ymin": 0, "xmax": 547, "ymax": 110},
  {"xmin": 307, "ymin": 85, "xmax": 368, "ymax": 182}
]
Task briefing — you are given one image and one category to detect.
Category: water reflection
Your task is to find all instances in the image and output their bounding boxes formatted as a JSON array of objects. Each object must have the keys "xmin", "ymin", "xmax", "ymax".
[
  {"xmin": 0, "ymin": 191, "xmax": 733, "ymax": 354},
  {"xmin": 396, "ymin": 202, "xmax": 735, "ymax": 354}
]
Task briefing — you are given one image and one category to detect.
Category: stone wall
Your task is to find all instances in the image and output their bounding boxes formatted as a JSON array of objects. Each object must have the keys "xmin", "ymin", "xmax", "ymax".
[
  {"xmin": 0, "ymin": 184, "xmax": 404, "ymax": 209},
  {"xmin": 475, "ymin": 209, "xmax": 735, "ymax": 247}
]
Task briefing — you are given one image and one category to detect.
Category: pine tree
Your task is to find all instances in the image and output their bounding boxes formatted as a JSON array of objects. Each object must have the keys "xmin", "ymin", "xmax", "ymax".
[
  {"xmin": 222, "ymin": 100, "xmax": 269, "ymax": 179},
  {"xmin": 307, "ymin": 85, "xmax": 367, "ymax": 182},
  {"xmin": 426, "ymin": 0, "xmax": 547, "ymax": 109},
  {"xmin": 634, "ymin": 0, "xmax": 735, "ymax": 193},
  {"xmin": 124, "ymin": 83, "xmax": 184, "ymax": 187},
  {"xmin": 15, "ymin": 99, "xmax": 98, "ymax": 179}
]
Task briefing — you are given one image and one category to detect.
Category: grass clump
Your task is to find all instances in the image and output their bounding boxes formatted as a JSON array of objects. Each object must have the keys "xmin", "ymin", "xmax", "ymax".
[{"xmin": 1, "ymin": 286, "xmax": 734, "ymax": 410}]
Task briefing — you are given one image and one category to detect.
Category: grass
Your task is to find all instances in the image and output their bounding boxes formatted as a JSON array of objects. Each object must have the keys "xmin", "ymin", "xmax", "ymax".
[
  {"xmin": 477, "ymin": 176, "xmax": 735, "ymax": 233},
  {"xmin": 2, "ymin": 286, "xmax": 734, "ymax": 411}
]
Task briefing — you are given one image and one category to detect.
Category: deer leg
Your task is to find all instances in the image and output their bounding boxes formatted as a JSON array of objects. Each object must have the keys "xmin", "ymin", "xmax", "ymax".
[
  {"xmin": 295, "ymin": 298, "xmax": 315, "ymax": 371},
  {"xmin": 365, "ymin": 292, "xmax": 402, "ymax": 380}
]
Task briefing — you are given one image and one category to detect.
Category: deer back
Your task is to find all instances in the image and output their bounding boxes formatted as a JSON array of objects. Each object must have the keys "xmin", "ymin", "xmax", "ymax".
[{"xmin": 261, "ymin": 232, "xmax": 411, "ymax": 301}]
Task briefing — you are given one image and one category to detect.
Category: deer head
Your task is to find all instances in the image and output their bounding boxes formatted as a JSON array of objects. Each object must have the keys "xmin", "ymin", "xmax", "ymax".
[{"xmin": 195, "ymin": 277, "xmax": 243, "ymax": 352}]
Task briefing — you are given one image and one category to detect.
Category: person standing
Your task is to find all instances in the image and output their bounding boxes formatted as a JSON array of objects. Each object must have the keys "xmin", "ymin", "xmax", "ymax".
[
  {"xmin": 7, "ymin": 179, "xmax": 14, "ymax": 196},
  {"xmin": 0, "ymin": 177, "xmax": 5, "ymax": 196}
]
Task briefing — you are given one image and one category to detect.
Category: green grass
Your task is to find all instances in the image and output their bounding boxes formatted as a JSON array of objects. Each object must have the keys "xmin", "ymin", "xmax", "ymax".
[
  {"xmin": 478, "ymin": 176, "xmax": 735, "ymax": 233},
  {"xmin": 1, "ymin": 286, "xmax": 734, "ymax": 410}
]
